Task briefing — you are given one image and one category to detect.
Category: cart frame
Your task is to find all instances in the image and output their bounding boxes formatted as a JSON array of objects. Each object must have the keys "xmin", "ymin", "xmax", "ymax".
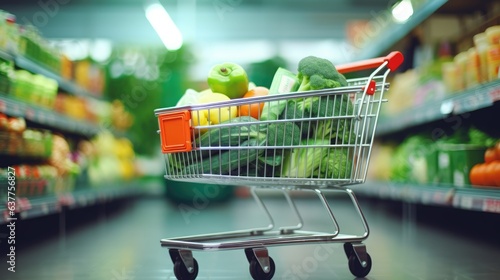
[{"xmin": 155, "ymin": 51, "xmax": 404, "ymax": 280}]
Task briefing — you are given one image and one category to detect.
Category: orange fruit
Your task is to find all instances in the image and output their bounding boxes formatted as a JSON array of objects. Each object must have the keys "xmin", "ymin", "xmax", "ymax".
[
  {"xmin": 474, "ymin": 163, "xmax": 489, "ymax": 186},
  {"xmin": 484, "ymin": 148, "xmax": 497, "ymax": 163},
  {"xmin": 495, "ymin": 142, "xmax": 500, "ymax": 160},
  {"xmin": 483, "ymin": 162, "xmax": 496, "ymax": 187},
  {"xmin": 487, "ymin": 161, "xmax": 500, "ymax": 187},
  {"xmin": 469, "ymin": 163, "xmax": 482, "ymax": 186},
  {"xmin": 238, "ymin": 87, "xmax": 269, "ymax": 119}
]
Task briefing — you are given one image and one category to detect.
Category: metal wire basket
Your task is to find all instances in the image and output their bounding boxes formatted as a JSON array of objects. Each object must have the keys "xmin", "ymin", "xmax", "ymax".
[{"xmin": 154, "ymin": 51, "xmax": 404, "ymax": 280}]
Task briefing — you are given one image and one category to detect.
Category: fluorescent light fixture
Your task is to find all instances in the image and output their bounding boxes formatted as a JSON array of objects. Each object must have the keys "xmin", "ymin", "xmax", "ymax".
[
  {"xmin": 392, "ymin": 0, "xmax": 414, "ymax": 23},
  {"xmin": 145, "ymin": 2, "xmax": 183, "ymax": 51}
]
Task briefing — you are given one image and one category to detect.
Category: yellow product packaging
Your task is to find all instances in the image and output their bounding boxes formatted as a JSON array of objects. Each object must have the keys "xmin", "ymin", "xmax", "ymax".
[
  {"xmin": 466, "ymin": 48, "xmax": 481, "ymax": 88},
  {"xmin": 441, "ymin": 62, "xmax": 459, "ymax": 93},
  {"xmin": 453, "ymin": 52, "xmax": 468, "ymax": 91},
  {"xmin": 486, "ymin": 45, "xmax": 500, "ymax": 81},
  {"xmin": 473, "ymin": 33, "xmax": 489, "ymax": 83},
  {"xmin": 485, "ymin": 25, "xmax": 500, "ymax": 45}
]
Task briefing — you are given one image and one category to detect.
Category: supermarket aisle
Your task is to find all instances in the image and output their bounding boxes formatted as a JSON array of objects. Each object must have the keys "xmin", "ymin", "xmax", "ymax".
[{"xmin": 1, "ymin": 188, "xmax": 500, "ymax": 280}]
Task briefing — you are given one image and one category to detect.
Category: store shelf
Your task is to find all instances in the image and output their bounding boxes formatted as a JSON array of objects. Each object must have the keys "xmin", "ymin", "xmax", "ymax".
[
  {"xmin": 1, "ymin": 186, "xmax": 142, "ymax": 223},
  {"xmin": 0, "ymin": 95, "xmax": 101, "ymax": 137},
  {"xmin": 0, "ymin": 49, "xmax": 101, "ymax": 99},
  {"xmin": 348, "ymin": 0, "xmax": 448, "ymax": 62},
  {"xmin": 377, "ymin": 80, "xmax": 500, "ymax": 136},
  {"xmin": 453, "ymin": 187, "xmax": 500, "ymax": 213},
  {"xmin": 0, "ymin": 49, "xmax": 14, "ymax": 62},
  {"xmin": 352, "ymin": 181, "xmax": 500, "ymax": 213}
]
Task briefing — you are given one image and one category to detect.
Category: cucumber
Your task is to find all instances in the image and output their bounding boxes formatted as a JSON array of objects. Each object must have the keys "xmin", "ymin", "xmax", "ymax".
[
  {"xmin": 184, "ymin": 139, "xmax": 263, "ymax": 175},
  {"xmin": 196, "ymin": 116, "xmax": 261, "ymax": 150}
]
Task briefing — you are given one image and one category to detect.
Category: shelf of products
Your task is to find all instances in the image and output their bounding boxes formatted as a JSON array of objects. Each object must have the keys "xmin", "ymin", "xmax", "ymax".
[
  {"xmin": 364, "ymin": 0, "xmax": 500, "ymax": 215},
  {"xmin": 364, "ymin": 4, "xmax": 500, "ymax": 213},
  {"xmin": 377, "ymin": 80, "xmax": 500, "ymax": 136},
  {"xmin": 1, "ymin": 185, "xmax": 142, "ymax": 223},
  {"xmin": 1, "ymin": 9, "xmax": 139, "ymax": 223},
  {"xmin": 13, "ymin": 53, "xmax": 101, "ymax": 100},
  {"xmin": 0, "ymin": 49, "xmax": 101, "ymax": 100},
  {"xmin": 345, "ymin": 0, "xmax": 448, "ymax": 63},
  {"xmin": 353, "ymin": 181, "xmax": 500, "ymax": 214},
  {"xmin": 0, "ymin": 128, "xmax": 52, "ymax": 158},
  {"xmin": 0, "ymin": 95, "xmax": 101, "ymax": 137}
]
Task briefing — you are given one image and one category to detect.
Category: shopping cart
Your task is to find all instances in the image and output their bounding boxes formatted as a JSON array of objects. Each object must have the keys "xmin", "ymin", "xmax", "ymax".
[{"xmin": 155, "ymin": 51, "xmax": 404, "ymax": 280}]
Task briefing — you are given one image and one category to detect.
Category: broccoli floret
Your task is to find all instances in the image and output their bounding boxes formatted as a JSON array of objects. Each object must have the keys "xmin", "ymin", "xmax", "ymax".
[
  {"xmin": 301, "ymin": 94, "xmax": 353, "ymax": 118},
  {"xmin": 279, "ymin": 88, "xmax": 355, "ymax": 143},
  {"xmin": 297, "ymin": 56, "xmax": 348, "ymax": 92},
  {"xmin": 314, "ymin": 119, "xmax": 356, "ymax": 144}
]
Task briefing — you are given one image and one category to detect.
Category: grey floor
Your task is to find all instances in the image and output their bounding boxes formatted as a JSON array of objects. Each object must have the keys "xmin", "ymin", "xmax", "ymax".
[{"xmin": 1, "ymin": 186, "xmax": 500, "ymax": 280}]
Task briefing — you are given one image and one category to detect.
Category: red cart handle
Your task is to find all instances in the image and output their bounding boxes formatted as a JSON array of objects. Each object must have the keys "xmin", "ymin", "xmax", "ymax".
[{"xmin": 337, "ymin": 51, "xmax": 404, "ymax": 74}]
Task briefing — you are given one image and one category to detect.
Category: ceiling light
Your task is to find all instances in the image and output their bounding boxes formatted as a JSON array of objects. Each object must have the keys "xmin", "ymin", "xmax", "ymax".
[
  {"xmin": 145, "ymin": 2, "xmax": 183, "ymax": 51},
  {"xmin": 90, "ymin": 39, "xmax": 113, "ymax": 62},
  {"xmin": 392, "ymin": 0, "xmax": 414, "ymax": 23}
]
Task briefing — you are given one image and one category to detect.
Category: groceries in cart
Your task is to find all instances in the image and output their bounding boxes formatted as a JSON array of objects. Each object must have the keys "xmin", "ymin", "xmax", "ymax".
[{"xmin": 164, "ymin": 55, "xmax": 358, "ymax": 182}]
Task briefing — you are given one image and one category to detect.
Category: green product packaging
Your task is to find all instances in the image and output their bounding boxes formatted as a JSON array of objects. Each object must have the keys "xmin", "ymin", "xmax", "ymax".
[
  {"xmin": 268, "ymin": 67, "xmax": 299, "ymax": 95},
  {"xmin": 437, "ymin": 144, "xmax": 486, "ymax": 187},
  {"xmin": 0, "ymin": 14, "xmax": 5, "ymax": 49},
  {"xmin": 450, "ymin": 145, "xmax": 486, "ymax": 187},
  {"xmin": 0, "ymin": 57, "xmax": 14, "ymax": 94},
  {"xmin": 43, "ymin": 131, "xmax": 53, "ymax": 158},
  {"xmin": 13, "ymin": 70, "xmax": 33, "ymax": 102},
  {"xmin": 45, "ymin": 77, "xmax": 58, "ymax": 108},
  {"xmin": 425, "ymin": 148, "xmax": 439, "ymax": 184},
  {"xmin": 0, "ymin": 57, "xmax": 14, "ymax": 76},
  {"xmin": 260, "ymin": 67, "xmax": 299, "ymax": 121},
  {"xmin": 35, "ymin": 75, "xmax": 58, "ymax": 108},
  {"xmin": 33, "ymin": 74, "xmax": 47, "ymax": 106},
  {"xmin": 5, "ymin": 17, "xmax": 19, "ymax": 54}
]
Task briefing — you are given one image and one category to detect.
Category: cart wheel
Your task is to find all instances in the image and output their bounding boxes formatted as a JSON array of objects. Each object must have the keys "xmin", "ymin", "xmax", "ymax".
[
  {"xmin": 348, "ymin": 253, "xmax": 372, "ymax": 278},
  {"xmin": 173, "ymin": 257, "xmax": 199, "ymax": 280},
  {"xmin": 249, "ymin": 256, "xmax": 275, "ymax": 280}
]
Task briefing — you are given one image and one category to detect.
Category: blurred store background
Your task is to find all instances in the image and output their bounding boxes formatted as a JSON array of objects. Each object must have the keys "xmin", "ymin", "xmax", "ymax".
[
  {"xmin": 1, "ymin": 0, "xmax": 500, "ymax": 278},
  {"xmin": 1, "ymin": 0, "xmax": 499, "ymax": 202}
]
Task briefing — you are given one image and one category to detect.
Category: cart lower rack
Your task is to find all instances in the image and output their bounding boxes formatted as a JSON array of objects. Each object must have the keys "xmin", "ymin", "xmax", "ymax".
[{"xmin": 155, "ymin": 52, "xmax": 404, "ymax": 279}]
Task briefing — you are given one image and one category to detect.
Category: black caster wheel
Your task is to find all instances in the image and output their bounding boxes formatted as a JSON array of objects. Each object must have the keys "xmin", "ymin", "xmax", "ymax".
[
  {"xmin": 249, "ymin": 256, "xmax": 275, "ymax": 280},
  {"xmin": 173, "ymin": 257, "xmax": 198, "ymax": 280},
  {"xmin": 348, "ymin": 253, "xmax": 372, "ymax": 278},
  {"xmin": 169, "ymin": 249, "xmax": 198, "ymax": 280}
]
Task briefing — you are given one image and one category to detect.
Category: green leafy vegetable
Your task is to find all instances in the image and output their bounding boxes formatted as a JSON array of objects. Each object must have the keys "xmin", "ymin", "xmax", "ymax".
[
  {"xmin": 275, "ymin": 56, "xmax": 355, "ymax": 179},
  {"xmin": 316, "ymin": 148, "xmax": 352, "ymax": 179},
  {"xmin": 389, "ymin": 135, "xmax": 433, "ymax": 183},
  {"xmin": 280, "ymin": 92, "xmax": 355, "ymax": 144},
  {"xmin": 279, "ymin": 99, "xmax": 312, "ymax": 137},
  {"xmin": 281, "ymin": 139, "xmax": 352, "ymax": 179},
  {"xmin": 468, "ymin": 126, "xmax": 496, "ymax": 147},
  {"xmin": 297, "ymin": 56, "xmax": 348, "ymax": 92}
]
